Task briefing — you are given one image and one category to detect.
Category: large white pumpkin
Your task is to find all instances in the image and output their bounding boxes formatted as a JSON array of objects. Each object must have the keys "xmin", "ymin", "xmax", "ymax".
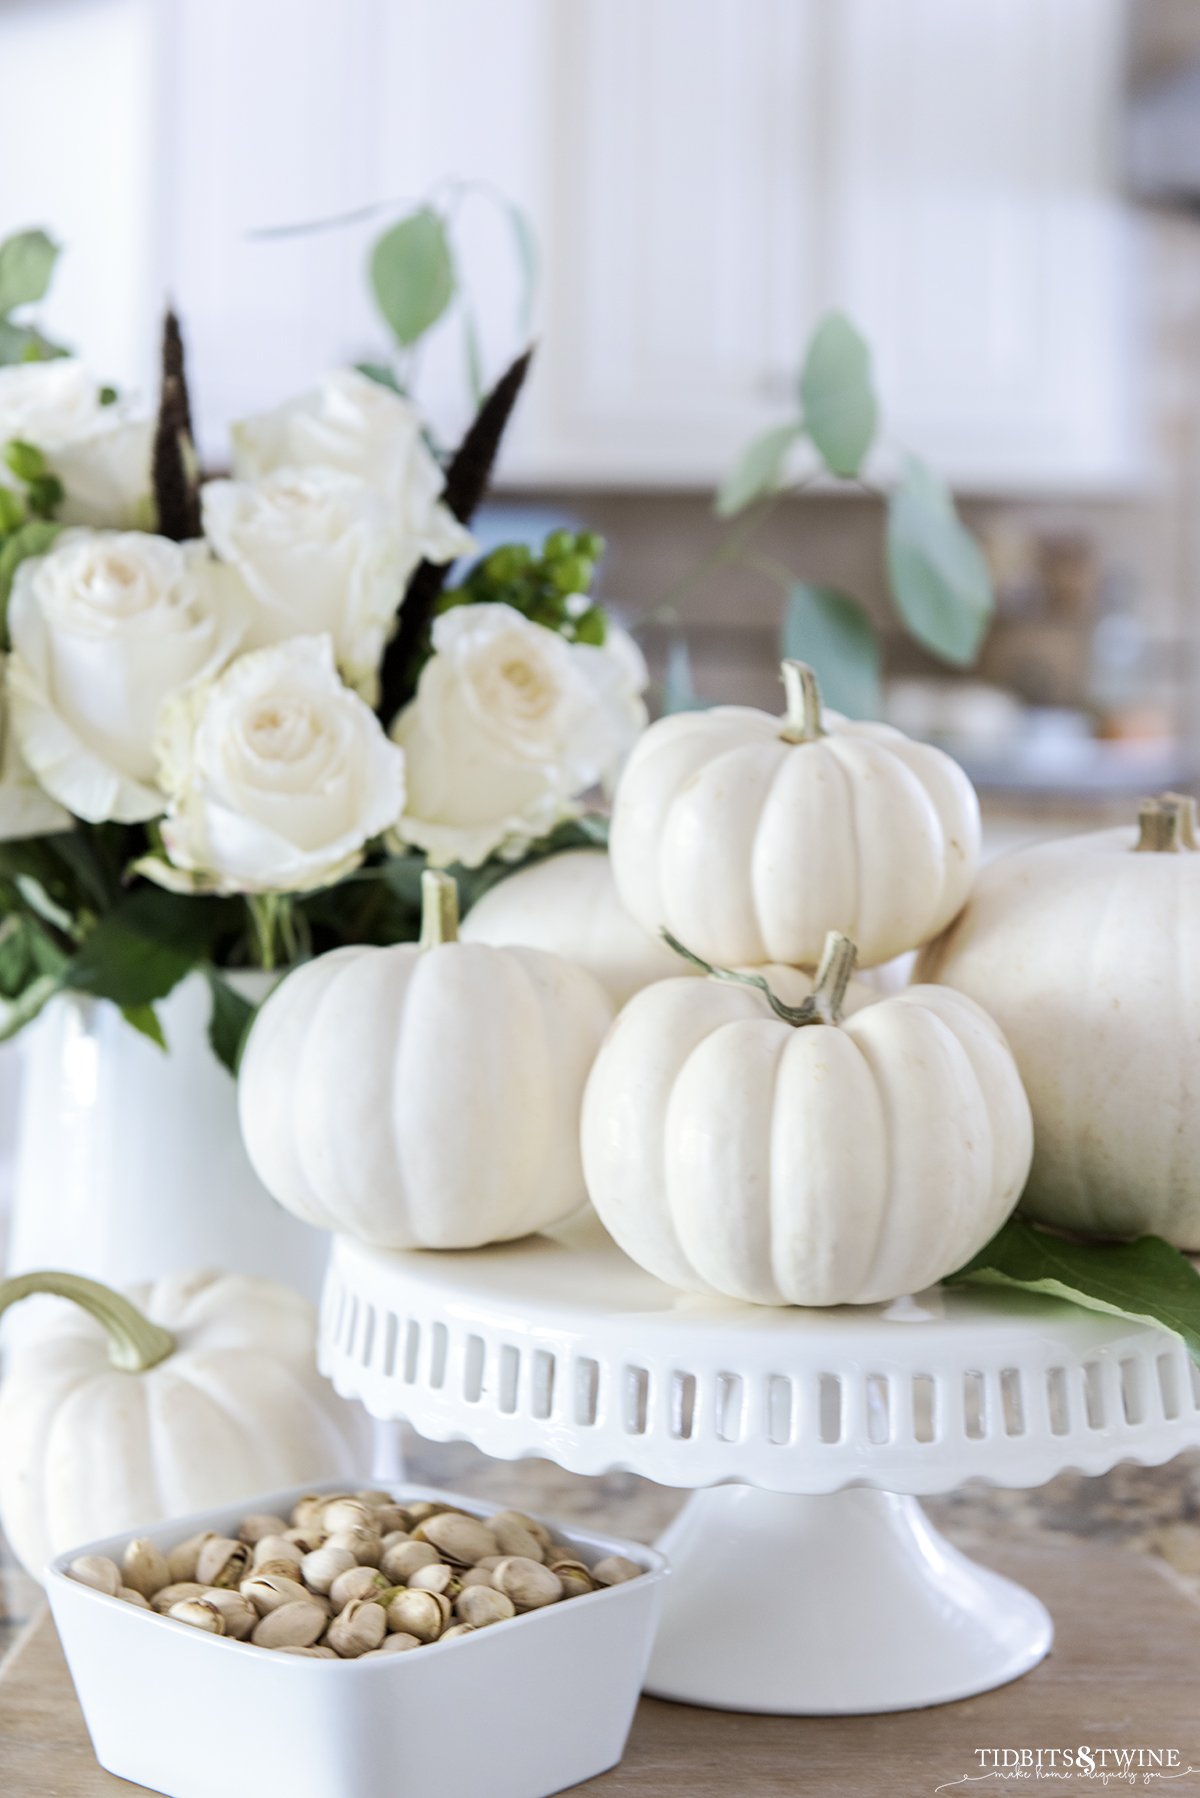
[
  {"xmin": 461, "ymin": 848, "xmax": 697, "ymax": 1008},
  {"xmin": 582, "ymin": 934, "xmax": 1031, "ymax": 1306},
  {"xmin": 0, "ymin": 1268, "xmax": 366, "ymax": 1577},
  {"xmin": 917, "ymin": 792, "xmax": 1200, "ymax": 1246},
  {"xmin": 609, "ymin": 660, "xmax": 980, "ymax": 969},
  {"xmin": 239, "ymin": 871, "xmax": 613, "ymax": 1249}
]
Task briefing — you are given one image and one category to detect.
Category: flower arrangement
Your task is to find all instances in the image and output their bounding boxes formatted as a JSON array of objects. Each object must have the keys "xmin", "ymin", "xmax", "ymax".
[{"xmin": 0, "ymin": 230, "xmax": 644, "ymax": 1064}]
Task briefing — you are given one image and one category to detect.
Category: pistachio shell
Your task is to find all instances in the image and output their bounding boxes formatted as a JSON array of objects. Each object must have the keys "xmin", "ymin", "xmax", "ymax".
[
  {"xmin": 121, "ymin": 1539, "xmax": 170, "ymax": 1599},
  {"xmin": 488, "ymin": 1510, "xmax": 553, "ymax": 1551},
  {"xmin": 252, "ymin": 1535, "xmax": 304, "ymax": 1570},
  {"xmin": 489, "ymin": 1518, "xmax": 546, "ymax": 1562},
  {"xmin": 591, "ymin": 1554, "xmax": 642, "ymax": 1586},
  {"xmin": 251, "ymin": 1599, "xmax": 328, "ymax": 1649},
  {"xmin": 356, "ymin": 1489, "xmax": 395, "ymax": 1509},
  {"xmin": 237, "ymin": 1513, "xmax": 290, "ymax": 1546},
  {"xmin": 360, "ymin": 1632, "xmax": 423, "ymax": 1657},
  {"xmin": 373, "ymin": 1505, "xmax": 411, "ymax": 1535},
  {"xmin": 201, "ymin": 1588, "xmax": 258, "ymax": 1640},
  {"xmin": 458, "ymin": 1568, "xmax": 497, "ymax": 1590},
  {"xmin": 117, "ymin": 1586, "xmax": 151, "ymax": 1609},
  {"xmin": 405, "ymin": 1501, "xmax": 451, "ymax": 1524},
  {"xmin": 301, "ymin": 1545, "xmax": 358, "ymax": 1594},
  {"xmin": 277, "ymin": 1645, "xmax": 338, "ymax": 1658},
  {"xmin": 407, "ymin": 1563, "xmax": 462, "ymax": 1597},
  {"xmin": 195, "ymin": 1536, "xmax": 251, "ymax": 1589},
  {"xmin": 241, "ymin": 1574, "xmax": 311, "ymax": 1616},
  {"xmin": 283, "ymin": 1528, "xmax": 326, "ymax": 1554},
  {"xmin": 439, "ymin": 1624, "xmax": 476, "ymax": 1641},
  {"xmin": 329, "ymin": 1565, "xmax": 390, "ymax": 1610},
  {"xmin": 325, "ymin": 1526, "xmax": 382, "ymax": 1567},
  {"xmin": 169, "ymin": 1598, "xmax": 226, "ymax": 1634},
  {"xmin": 320, "ymin": 1498, "xmax": 373, "ymax": 1535},
  {"xmin": 546, "ymin": 1558, "xmax": 595, "ymax": 1598},
  {"xmin": 384, "ymin": 1588, "xmax": 448, "ymax": 1643},
  {"xmin": 455, "ymin": 1586, "xmax": 516, "ymax": 1628},
  {"xmin": 325, "ymin": 1597, "xmax": 388, "ymax": 1659},
  {"xmin": 491, "ymin": 1557, "xmax": 563, "ymax": 1610},
  {"xmin": 381, "ymin": 1540, "xmax": 441, "ymax": 1583},
  {"xmin": 167, "ymin": 1532, "xmax": 215, "ymax": 1583},
  {"xmin": 67, "ymin": 1554, "xmax": 121, "ymax": 1597},
  {"xmin": 151, "ymin": 1582, "xmax": 207, "ymax": 1614},
  {"xmin": 416, "ymin": 1513, "xmax": 498, "ymax": 1566}
]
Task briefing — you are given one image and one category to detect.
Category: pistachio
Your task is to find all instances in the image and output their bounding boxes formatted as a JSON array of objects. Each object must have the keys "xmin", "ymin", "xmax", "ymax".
[
  {"xmin": 151, "ymin": 1582, "xmax": 207, "ymax": 1614},
  {"xmin": 325, "ymin": 1526, "xmax": 382, "ymax": 1567},
  {"xmin": 381, "ymin": 1530, "xmax": 411, "ymax": 1553},
  {"xmin": 290, "ymin": 1492, "xmax": 330, "ymax": 1528},
  {"xmin": 408, "ymin": 1563, "xmax": 463, "ymax": 1598},
  {"xmin": 195, "ymin": 1536, "xmax": 251, "ymax": 1589},
  {"xmin": 360, "ymin": 1631, "xmax": 423, "ymax": 1656},
  {"xmin": 252, "ymin": 1535, "xmax": 304, "ymax": 1571},
  {"xmin": 381, "ymin": 1539, "xmax": 441, "ymax": 1583},
  {"xmin": 489, "ymin": 1517, "xmax": 546, "ymax": 1562},
  {"xmin": 439, "ymin": 1623, "xmax": 476, "ymax": 1641},
  {"xmin": 277, "ymin": 1645, "xmax": 338, "ymax": 1658},
  {"xmin": 252, "ymin": 1558, "xmax": 307, "ymax": 1582},
  {"xmin": 240, "ymin": 1574, "xmax": 311, "ymax": 1616},
  {"xmin": 166, "ymin": 1532, "xmax": 215, "ymax": 1583},
  {"xmin": 474, "ymin": 1555, "xmax": 504, "ymax": 1571},
  {"xmin": 121, "ymin": 1538, "xmax": 170, "ymax": 1599},
  {"xmin": 489, "ymin": 1509, "xmax": 553, "ymax": 1551},
  {"xmin": 591, "ymin": 1554, "xmax": 642, "ymax": 1586},
  {"xmin": 301, "ymin": 1545, "xmax": 357, "ymax": 1594},
  {"xmin": 455, "ymin": 1586, "xmax": 516, "ymax": 1629},
  {"xmin": 492, "ymin": 1557, "xmax": 563, "ymax": 1610},
  {"xmin": 201, "ymin": 1589, "xmax": 258, "ymax": 1640},
  {"xmin": 406, "ymin": 1501, "xmax": 452, "ymax": 1524},
  {"xmin": 547, "ymin": 1558, "xmax": 595, "ymax": 1598},
  {"xmin": 283, "ymin": 1528, "xmax": 326, "ymax": 1554},
  {"xmin": 373, "ymin": 1504, "xmax": 411, "ymax": 1535},
  {"xmin": 237, "ymin": 1513, "xmax": 290, "ymax": 1546},
  {"xmin": 117, "ymin": 1586, "xmax": 151, "ymax": 1608},
  {"xmin": 329, "ymin": 1565, "xmax": 390, "ymax": 1610},
  {"xmin": 416, "ymin": 1513, "xmax": 498, "ymax": 1566},
  {"xmin": 355, "ymin": 1489, "xmax": 394, "ymax": 1509},
  {"xmin": 169, "ymin": 1598, "xmax": 226, "ymax": 1635},
  {"xmin": 384, "ymin": 1588, "xmax": 449, "ymax": 1643},
  {"xmin": 458, "ymin": 1567, "xmax": 497, "ymax": 1590},
  {"xmin": 251, "ymin": 1599, "xmax": 328, "ymax": 1649},
  {"xmin": 325, "ymin": 1597, "xmax": 388, "ymax": 1659},
  {"xmin": 67, "ymin": 1554, "xmax": 121, "ymax": 1597},
  {"xmin": 319, "ymin": 1497, "xmax": 373, "ymax": 1535}
]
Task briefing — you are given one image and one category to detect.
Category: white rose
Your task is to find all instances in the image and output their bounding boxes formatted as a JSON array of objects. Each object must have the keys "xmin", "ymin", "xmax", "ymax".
[
  {"xmin": 391, "ymin": 602, "xmax": 647, "ymax": 868},
  {"xmin": 0, "ymin": 359, "xmax": 152, "ymax": 529},
  {"xmin": 153, "ymin": 635, "xmax": 406, "ymax": 895},
  {"xmin": 202, "ymin": 467, "xmax": 414, "ymax": 700},
  {"xmin": 8, "ymin": 531, "xmax": 247, "ymax": 824},
  {"xmin": 0, "ymin": 657, "xmax": 70, "ymax": 840},
  {"xmin": 231, "ymin": 367, "xmax": 473, "ymax": 565}
]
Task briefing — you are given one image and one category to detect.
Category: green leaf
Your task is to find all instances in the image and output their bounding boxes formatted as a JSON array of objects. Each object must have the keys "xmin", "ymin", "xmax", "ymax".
[
  {"xmin": 65, "ymin": 890, "xmax": 232, "ymax": 1009},
  {"xmin": 798, "ymin": 312, "xmax": 878, "ymax": 478},
  {"xmin": 4, "ymin": 440, "xmax": 45, "ymax": 483},
  {"xmin": 948, "ymin": 1217, "xmax": 1200, "ymax": 1367},
  {"xmin": 0, "ymin": 486, "xmax": 26, "ymax": 534},
  {"xmin": 0, "ymin": 970, "xmax": 62, "ymax": 1041},
  {"xmin": 370, "ymin": 208, "xmax": 455, "ymax": 348},
  {"xmin": 715, "ymin": 423, "xmax": 801, "ymax": 519},
  {"xmin": 121, "ymin": 1003, "xmax": 167, "ymax": 1051},
  {"xmin": 354, "ymin": 361, "xmax": 405, "ymax": 395},
  {"xmin": 662, "ymin": 637, "xmax": 707, "ymax": 714},
  {"xmin": 782, "ymin": 584, "xmax": 882, "ymax": 720},
  {"xmin": 205, "ymin": 970, "xmax": 256, "ymax": 1075},
  {"xmin": 0, "ymin": 320, "xmax": 67, "ymax": 367},
  {"xmin": 0, "ymin": 230, "xmax": 59, "ymax": 316},
  {"xmin": 886, "ymin": 457, "xmax": 993, "ymax": 666},
  {"xmin": 0, "ymin": 519, "xmax": 63, "ymax": 626}
]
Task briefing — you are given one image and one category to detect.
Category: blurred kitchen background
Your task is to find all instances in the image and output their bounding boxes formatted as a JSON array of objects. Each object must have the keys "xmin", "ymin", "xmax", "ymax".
[{"xmin": 2, "ymin": 0, "xmax": 1199, "ymax": 852}]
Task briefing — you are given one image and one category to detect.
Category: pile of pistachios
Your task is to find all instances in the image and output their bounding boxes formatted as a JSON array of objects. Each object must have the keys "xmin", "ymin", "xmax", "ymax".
[{"xmin": 65, "ymin": 1491, "xmax": 643, "ymax": 1659}]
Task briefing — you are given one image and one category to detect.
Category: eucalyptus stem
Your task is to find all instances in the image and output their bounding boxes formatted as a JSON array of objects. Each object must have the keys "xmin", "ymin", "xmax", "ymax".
[
  {"xmin": 0, "ymin": 1271, "xmax": 175, "ymax": 1372},
  {"xmin": 661, "ymin": 927, "xmax": 857, "ymax": 1027},
  {"xmin": 419, "ymin": 869, "xmax": 459, "ymax": 949}
]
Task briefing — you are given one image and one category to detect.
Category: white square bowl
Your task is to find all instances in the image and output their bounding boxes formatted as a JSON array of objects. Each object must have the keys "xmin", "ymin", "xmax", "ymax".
[{"xmin": 46, "ymin": 1479, "xmax": 668, "ymax": 1798}]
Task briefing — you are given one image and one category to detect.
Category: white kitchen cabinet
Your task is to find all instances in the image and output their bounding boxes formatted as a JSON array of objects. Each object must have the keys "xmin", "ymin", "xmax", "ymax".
[{"xmin": 0, "ymin": 0, "xmax": 1143, "ymax": 492}]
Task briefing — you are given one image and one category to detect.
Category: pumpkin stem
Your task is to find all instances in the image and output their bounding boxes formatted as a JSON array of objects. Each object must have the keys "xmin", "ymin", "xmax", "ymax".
[
  {"xmin": 661, "ymin": 927, "xmax": 858, "ymax": 1028},
  {"xmin": 0, "ymin": 1271, "xmax": 175, "ymax": 1373},
  {"xmin": 1134, "ymin": 793, "xmax": 1198, "ymax": 854},
  {"xmin": 419, "ymin": 869, "xmax": 460, "ymax": 949},
  {"xmin": 779, "ymin": 660, "xmax": 825, "ymax": 744}
]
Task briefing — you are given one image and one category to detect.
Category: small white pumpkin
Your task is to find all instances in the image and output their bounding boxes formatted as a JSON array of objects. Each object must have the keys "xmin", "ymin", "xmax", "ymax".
[
  {"xmin": 917, "ymin": 792, "xmax": 1200, "ymax": 1246},
  {"xmin": 582, "ymin": 932, "xmax": 1031, "ymax": 1306},
  {"xmin": 609, "ymin": 660, "xmax": 980, "ymax": 969},
  {"xmin": 0, "ymin": 1268, "xmax": 367, "ymax": 1578},
  {"xmin": 461, "ymin": 847, "xmax": 698, "ymax": 1008},
  {"xmin": 240, "ymin": 870, "xmax": 613, "ymax": 1249}
]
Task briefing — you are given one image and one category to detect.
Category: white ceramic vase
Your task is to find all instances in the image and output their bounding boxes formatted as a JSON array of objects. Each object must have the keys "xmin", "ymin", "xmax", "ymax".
[{"xmin": 4, "ymin": 971, "xmax": 329, "ymax": 1301}]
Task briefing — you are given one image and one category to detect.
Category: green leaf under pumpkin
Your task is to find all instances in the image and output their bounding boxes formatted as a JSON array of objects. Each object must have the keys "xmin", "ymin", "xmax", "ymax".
[
  {"xmin": 781, "ymin": 584, "xmax": 882, "ymax": 720},
  {"xmin": 370, "ymin": 208, "xmax": 456, "ymax": 348},
  {"xmin": 886, "ymin": 456, "xmax": 993, "ymax": 666},
  {"xmin": 798, "ymin": 312, "xmax": 878, "ymax": 479},
  {"xmin": 947, "ymin": 1216, "xmax": 1200, "ymax": 1367}
]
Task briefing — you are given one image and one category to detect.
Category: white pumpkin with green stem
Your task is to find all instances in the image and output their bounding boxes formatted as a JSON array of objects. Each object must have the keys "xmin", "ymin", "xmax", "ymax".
[
  {"xmin": 0, "ymin": 1268, "xmax": 366, "ymax": 1578},
  {"xmin": 461, "ymin": 847, "xmax": 699, "ymax": 1008},
  {"xmin": 581, "ymin": 931, "xmax": 1032, "ymax": 1306},
  {"xmin": 239, "ymin": 869, "xmax": 613, "ymax": 1249},
  {"xmin": 609, "ymin": 660, "xmax": 980, "ymax": 970},
  {"xmin": 917, "ymin": 792, "xmax": 1200, "ymax": 1246}
]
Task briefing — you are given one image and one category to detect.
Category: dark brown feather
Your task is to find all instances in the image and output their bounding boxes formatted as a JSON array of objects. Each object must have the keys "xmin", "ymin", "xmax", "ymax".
[
  {"xmin": 161, "ymin": 307, "xmax": 194, "ymax": 444},
  {"xmin": 376, "ymin": 346, "xmax": 534, "ymax": 724}
]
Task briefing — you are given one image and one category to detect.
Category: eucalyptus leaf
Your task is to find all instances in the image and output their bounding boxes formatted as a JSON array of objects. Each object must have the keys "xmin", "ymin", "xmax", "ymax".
[
  {"xmin": 121, "ymin": 1003, "xmax": 167, "ymax": 1051},
  {"xmin": 0, "ymin": 229, "xmax": 59, "ymax": 316},
  {"xmin": 370, "ymin": 208, "xmax": 455, "ymax": 348},
  {"xmin": 781, "ymin": 584, "xmax": 882, "ymax": 720},
  {"xmin": 947, "ymin": 1217, "xmax": 1200, "ymax": 1367},
  {"xmin": 715, "ymin": 423, "xmax": 801, "ymax": 519},
  {"xmin": 799, "ymin": 312, "xmax": 878, "ymax": 478},
  {"xmin": 886, "ymin": 456, "xmax": 993, "ymax": 666},
  {"xmin": 355, "ymin": 361, "xmax": 405, "ymax": 395},
  {"xmin": 205, "ymin": 970, "xmax": 256, "ymax": 1075},
  {"xmin": 0, "ymin": 319, "xmax": 67, "ymax": 367}
]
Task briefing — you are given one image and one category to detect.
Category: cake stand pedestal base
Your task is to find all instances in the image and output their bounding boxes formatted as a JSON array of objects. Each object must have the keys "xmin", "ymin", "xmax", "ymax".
[{"xmin": 647, "ymin": 1485, "xmax": 1053, "ymax": 1715}]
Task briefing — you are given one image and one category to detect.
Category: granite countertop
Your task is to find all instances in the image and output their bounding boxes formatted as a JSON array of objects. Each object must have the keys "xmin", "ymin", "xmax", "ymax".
[{"xmin": 7, "ymin": 1430, "xmax": 1200, "ymax": 1670}]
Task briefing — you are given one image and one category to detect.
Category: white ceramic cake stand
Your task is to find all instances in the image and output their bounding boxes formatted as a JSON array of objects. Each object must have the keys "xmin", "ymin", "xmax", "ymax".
[{"xmin": 318, "ymin": 1214, "xmax": 1200, "ymax": 1715}]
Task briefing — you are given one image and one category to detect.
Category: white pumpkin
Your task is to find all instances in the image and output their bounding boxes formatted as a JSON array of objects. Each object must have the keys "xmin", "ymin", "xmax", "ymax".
[
  {"xmin": 609, "ymin": 660, "xmax": 980, "ymax": 969},
  {"xmin": 582, "ymin": 933, "xmax": 1032, "ymax": 1306},
  {"xmin": 917, "ymin": 792, "xmax": 1200, "ymax": 1246},
  {"xmin": 239, "ymin": 870, "xmax": 613, "ymax": 1249},
  {"xmin": 0, "ymin": 1268, "xmax": 367, "ymax": 1578},
  {"xmin": 461, "ymin": 847, "xmax": 698, "ymax": 1008}
]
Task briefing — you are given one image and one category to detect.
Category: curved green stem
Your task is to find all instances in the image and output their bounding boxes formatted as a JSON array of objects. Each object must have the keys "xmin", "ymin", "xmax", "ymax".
[
  {"xmin": 662, "ymin": 927, "xmax": 857, "ymax": 1027},
  {"xmin": 419, "ymin": 869, "xmax": 459, "ymax": 949},
  {"xmin": 779, "ymin": 660, "xmax": 825, "ymax": 744},
  {"xmin": 0, "ymin": 1272, "xmax": 175, "ymax": 1372}
]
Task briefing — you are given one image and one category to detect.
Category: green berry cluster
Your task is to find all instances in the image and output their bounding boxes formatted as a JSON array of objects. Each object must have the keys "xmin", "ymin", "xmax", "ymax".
[
  {"xmin": 0, "ymin": 439, "xmax": 64, "ymax": 533},
  {"xmin": 439, "ymin": 528, "xmax": 609, "ymax": 645}
]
